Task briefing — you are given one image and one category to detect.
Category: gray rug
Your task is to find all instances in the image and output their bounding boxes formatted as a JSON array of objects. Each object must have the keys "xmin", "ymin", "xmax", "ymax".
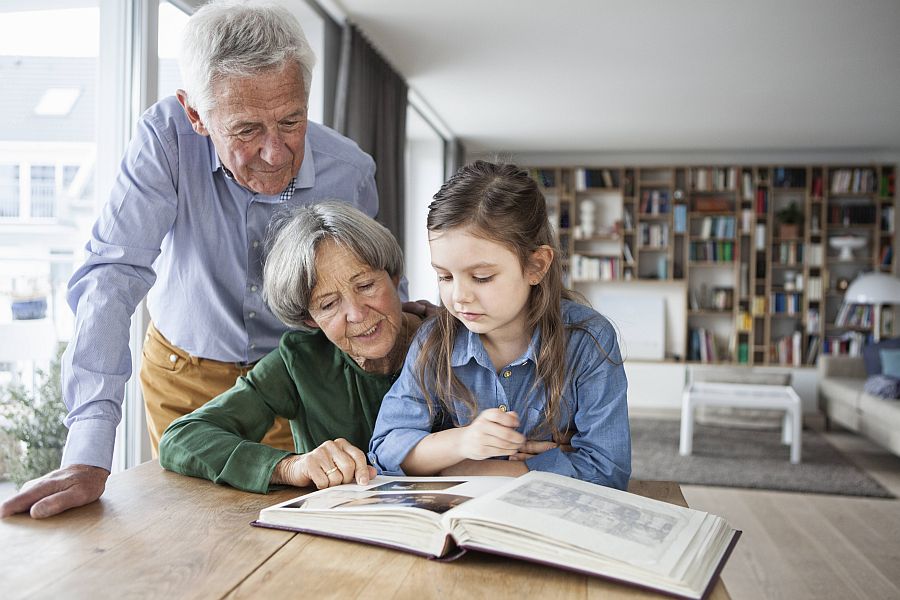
[{"xmin": 630, "ymin": 418, "xmax": 894, "ymax": 498}]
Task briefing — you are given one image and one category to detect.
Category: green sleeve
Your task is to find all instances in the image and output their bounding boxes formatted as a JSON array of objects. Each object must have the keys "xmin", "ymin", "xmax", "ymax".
[{"xmin": 158, "ymin": 348, "xmax": 300, "ymax": 494}]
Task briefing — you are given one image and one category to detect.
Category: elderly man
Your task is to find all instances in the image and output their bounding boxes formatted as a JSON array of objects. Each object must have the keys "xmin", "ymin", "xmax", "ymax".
[{"xmin": 2, "ymin": 1, "xmax": 412, "ymax": 519}]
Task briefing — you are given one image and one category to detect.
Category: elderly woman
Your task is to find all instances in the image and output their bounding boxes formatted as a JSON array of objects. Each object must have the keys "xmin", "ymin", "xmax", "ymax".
[{"xmin": 159, "ymin": 202, "xmax": 421, "ymax": 492}]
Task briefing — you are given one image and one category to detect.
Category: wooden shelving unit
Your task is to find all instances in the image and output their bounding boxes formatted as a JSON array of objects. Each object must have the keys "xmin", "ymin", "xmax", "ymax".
[{"xmin": 528, "ymin": 163, "xmax": 897, "ymax": 367}]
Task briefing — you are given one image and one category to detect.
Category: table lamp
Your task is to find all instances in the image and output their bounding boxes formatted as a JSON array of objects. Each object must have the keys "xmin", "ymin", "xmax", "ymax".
[{"xmin": 844, "ymin": 272, "xmax": 900, "ymax": 341}]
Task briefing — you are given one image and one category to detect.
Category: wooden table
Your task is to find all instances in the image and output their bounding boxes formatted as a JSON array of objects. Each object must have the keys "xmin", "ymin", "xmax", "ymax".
[{"xmin": 0, "ymin": 462, "xmax": 731, "ymax": 599}]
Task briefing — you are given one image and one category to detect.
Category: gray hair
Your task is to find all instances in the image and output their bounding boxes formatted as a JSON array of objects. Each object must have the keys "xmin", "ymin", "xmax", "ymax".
[
  {"xmin": 263, "ymin": 201, "xmax": 404, "ymax": 330},
  {"xmin": 179, "ymin": 0, "xmax": 316, "ymax": 118}
]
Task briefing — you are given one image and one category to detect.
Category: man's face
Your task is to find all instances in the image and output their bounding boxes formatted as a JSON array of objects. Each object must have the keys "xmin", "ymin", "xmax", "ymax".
[{"xmin": 188, "ymin": 63, "xmax": 308, "ymax": 195}]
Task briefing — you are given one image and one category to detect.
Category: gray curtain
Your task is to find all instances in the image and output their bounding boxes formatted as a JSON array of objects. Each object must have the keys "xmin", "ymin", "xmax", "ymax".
[{"xmin": 333, "ymin": 23, "xmax": 408, "ymax": 248}]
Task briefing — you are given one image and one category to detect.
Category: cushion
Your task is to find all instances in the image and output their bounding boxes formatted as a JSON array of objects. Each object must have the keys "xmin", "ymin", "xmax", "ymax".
[
  {"xmin": 881, "ymin": 349, "xmax": 900, "ymax": 379},
  {"xmin": 863, "ymin": 375, "xmax": 900, "ymax": 400},
  {"xmin": 861, "ymin": 338, "xmax": 900, "ymax": 376}
]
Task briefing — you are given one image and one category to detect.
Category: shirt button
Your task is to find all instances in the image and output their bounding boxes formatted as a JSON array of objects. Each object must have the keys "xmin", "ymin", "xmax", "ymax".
[
  {"xmin": 503, "ymin": 370, "xmax": 512, "ymax": 378},
  {"xmin": 252, "ymin": 240, "xmax": 260, "ymax": 248},
  {"xmin": 248, "ymin": 311, "xmax": 256, "ymax": 319},
  {"xmin": 499, "ymin": 404, "xmax": 508, "ymax": 412},
  {"xmin": 168, "ymin": 354, "xmax": 177, "ymax": 364},
  {"xmin": 250, "ymin": 285, "xmax": 258, "ymax": 292}
]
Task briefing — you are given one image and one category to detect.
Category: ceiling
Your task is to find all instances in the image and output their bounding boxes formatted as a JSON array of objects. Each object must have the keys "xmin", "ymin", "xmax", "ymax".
[{"xmin": 332, "ymin": 0, "xmax": 900, "ymax": 155}]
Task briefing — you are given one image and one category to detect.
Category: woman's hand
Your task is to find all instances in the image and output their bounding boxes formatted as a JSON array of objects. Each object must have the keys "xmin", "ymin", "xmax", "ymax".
[
  {"xmin": 457, "ymin": 408, "xmax": 526, "ymax": 461},
  {"xmin": 271, "ymin": 438, "xmax": 375, "ymax": 489}
]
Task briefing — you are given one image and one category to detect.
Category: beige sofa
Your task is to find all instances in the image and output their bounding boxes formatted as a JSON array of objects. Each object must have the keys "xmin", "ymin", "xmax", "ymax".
[{"xmin": 818, "ymin": 355, "xmax": 900, "ymax": 456}]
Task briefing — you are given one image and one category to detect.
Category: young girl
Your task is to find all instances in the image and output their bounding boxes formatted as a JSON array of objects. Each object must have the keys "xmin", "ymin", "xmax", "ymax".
[{"xmin": 369, "ymin": 161, "xmax": 630, "ymax": 489}]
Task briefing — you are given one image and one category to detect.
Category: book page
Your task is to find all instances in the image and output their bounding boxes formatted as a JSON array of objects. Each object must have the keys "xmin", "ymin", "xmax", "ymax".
[{"xmin": 444, "ymin": 472, "xmax": 709, "ymax": 575}]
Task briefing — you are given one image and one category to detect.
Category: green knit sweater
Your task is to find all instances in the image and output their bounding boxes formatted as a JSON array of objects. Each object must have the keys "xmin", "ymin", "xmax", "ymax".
[{"xmin": 159, "ymin": 329, "xmax": 396, "ymax": 493}]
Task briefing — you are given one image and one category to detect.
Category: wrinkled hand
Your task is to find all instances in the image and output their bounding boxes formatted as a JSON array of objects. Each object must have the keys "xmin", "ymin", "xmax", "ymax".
[
  {"xmin": 402, "ymin": 299, "xmax": 439, "ymax": 319},
  {"xmin": 272, "ymin": 438, "xmax": 375, "ymax": 490},
  {"xmin": 1, "ymin": 464, "xmax": 109, "ymax": 519},
  {"xmin": 509, "ymin": 431, "xmax": 574, "ymax": 461},
  {"xmin": 457, "ymin": 409, "xmax": 526, "ymax": 461}
]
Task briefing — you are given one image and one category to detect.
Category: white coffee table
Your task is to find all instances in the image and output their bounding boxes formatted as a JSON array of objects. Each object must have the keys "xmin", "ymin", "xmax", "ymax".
[{"xmin": 679, "ymin": 381, "xmax": 802, "ymax": 463}]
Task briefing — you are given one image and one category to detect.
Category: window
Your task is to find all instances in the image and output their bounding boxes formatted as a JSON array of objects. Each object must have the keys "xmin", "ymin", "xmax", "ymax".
[
  {"xmin": 29, "ymin": 165, "xmax": 56, "ymax": 218},
  {"xmin": 0, "ymin": 165, "xmax": 20, "ymax": 218},
  {"xmin": 157, "ymin": 2, "xmax": 190, "ymax": 100}
]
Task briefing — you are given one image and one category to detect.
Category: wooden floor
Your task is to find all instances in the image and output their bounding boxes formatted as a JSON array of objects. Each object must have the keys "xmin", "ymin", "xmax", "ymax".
[{"xmin": 682, "ymin": 425, "xmax": 900, "ymax": 600}]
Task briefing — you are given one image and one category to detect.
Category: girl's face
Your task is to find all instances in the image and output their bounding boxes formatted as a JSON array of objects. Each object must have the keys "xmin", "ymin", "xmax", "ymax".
[{"xmin": 429, "ymin": 226, "xmax": 549, "ymax": 344}]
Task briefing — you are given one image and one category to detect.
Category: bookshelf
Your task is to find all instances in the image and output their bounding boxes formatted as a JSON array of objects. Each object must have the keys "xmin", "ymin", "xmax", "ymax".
[{"xmin": 529, "ymin": 163, "xmax": 898, "ymax": 366}]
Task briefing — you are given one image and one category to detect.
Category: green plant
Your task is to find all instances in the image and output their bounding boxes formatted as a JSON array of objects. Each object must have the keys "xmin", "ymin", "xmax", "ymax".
[
  {"xmin": 0, "ymin": 348, "xmax": 67, "ymax": 488},
  {"xmin": 775, "ymin": 202, "xmax": 804, "ymax": 225}
]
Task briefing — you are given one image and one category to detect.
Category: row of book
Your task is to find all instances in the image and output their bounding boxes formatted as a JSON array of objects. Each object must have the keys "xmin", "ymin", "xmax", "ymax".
[
  {"xmin": 770, "ymin": 292, "xmax": 802, "ymax": 315},
  {"xmin": 688, "ymin": 328, "xmax": 720, "ymax": 363},
  {"xmin": 806, "ymin": 308, "xmax": 820, "ymax": 334},
  {"xmin": 772, "ymin": 167, "xmax": 807, "ymax": 189},
  {"xmin": 755, "ymin": 188, "xmax": 769, "ymax": 214},
  {"xmin": 575, "ymin": 168, "xmax": 616, "ymax": 190},
  {"xmin": 689, "ymin": 240, "xmax": 734, "ymax": 262},
  {"xmin": 835, "ymin": 303, "xmax": 873, "ymax": 328},
  {"xmin": 806, "ymin": 276, "xmax": 823, "ymax": 301},
  {"xmin": 883, "ymin": 206, "xmax": 895, "ymax": 233},
  {"xmin": 695, "ymin": 216, "xmax": 735, "ymax": 239},
  {"xmin": 774, "ymin": 241, "xmax": 803, "ymax": 265},
  {"xmin": 691, "ymin": 167, "xmax": 737, "ymax": 192},
  {"xmin": 770, "ymin": 331, "xmax": 803, "ymax": 367},
  {"xmin": 881, "ymin": 244, "xmax": 894, "ymax": 267},
  {"xmin": 640, "ymin": 189, "xmax": 671, "ymax": 214},
  {"xmin": 751, "ymin": 296, "xmax": 767, "ymax": 316},
  {"xmin": 735, "ymin": 311, "xmax": 752, "ymax": 332},
  {"xmin": 639, "ymin": 222, "xmax": 669, "ymax": 247},
  {"xmin": 828, "ymin": 204, "xmax": 876, "ymax": 225},
  {"xmin": 806, "ymin": 243, "xmax": 824, "ymax": 266},
  {"xmin": 823, "ymin": 331, "xmax": 867, "ymax": 356},
  {"xmin": 571, "ymin": 254, "xmax": 620, "ymax": 282},
  {"xmin": 830, "ymin": 168, "xmax": 877, "ymax": 194}
]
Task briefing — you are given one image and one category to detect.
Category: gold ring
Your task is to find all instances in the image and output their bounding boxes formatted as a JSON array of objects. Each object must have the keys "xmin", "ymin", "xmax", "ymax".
[{"xmin": 324, "ymin": 466, "xmax": 338, "ymax": 475}]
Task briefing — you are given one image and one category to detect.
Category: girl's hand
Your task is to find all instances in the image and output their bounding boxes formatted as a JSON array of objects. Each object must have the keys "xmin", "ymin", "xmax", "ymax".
[
  {"xmin": 458, "ymin": 408, "xmax": 526, "ymax": 461},
  {"xmin": 509, "ymin": 432, "xmax": 574, "ymax": 461},
  {"xmin": 272, "ymin": 438, "xmax": 375, "ymax": 489}
]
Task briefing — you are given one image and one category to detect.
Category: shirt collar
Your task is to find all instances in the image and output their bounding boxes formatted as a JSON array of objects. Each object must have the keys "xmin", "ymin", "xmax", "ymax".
[{"xmin": 450, "ymin": 323, "xmax": 540, "ymax": 370}]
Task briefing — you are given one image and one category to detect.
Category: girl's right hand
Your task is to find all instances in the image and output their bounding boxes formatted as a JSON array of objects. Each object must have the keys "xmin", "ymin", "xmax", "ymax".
[
  {"xmin": 458, "ymin": 408, "xmax": 526, "ymax": 461},
  {"xmin": 272, "ymin": 438, "xmax": 375, "ymax": 489}
]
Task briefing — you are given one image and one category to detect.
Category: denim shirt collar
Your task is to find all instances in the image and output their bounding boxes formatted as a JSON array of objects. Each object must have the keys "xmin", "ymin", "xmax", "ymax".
[{"xmin": 450, "ymin": 323, "xmax": 541, "ymax": 370}]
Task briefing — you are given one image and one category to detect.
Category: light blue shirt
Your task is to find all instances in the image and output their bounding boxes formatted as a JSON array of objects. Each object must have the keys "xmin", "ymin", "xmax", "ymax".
[
  {"xmin": 61, "ymin": 96, "xmax": 378, "ymax": 471},
  {"xmin": 369, "ymin": 300, "xmax": 632, "ymax": 489}
]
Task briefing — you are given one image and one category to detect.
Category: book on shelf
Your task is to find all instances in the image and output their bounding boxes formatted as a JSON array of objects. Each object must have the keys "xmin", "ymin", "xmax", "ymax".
[
  {"xmin": 805, "ymin": 335, "xmax": 821, "ymax": 365},
  {"xmin": 736, "ymin": 311, "xmax": 752, "ymax": 332},
  {"xmin": 755, "ymin": 188, "xmax": 768, "ymax": 214},
  {"xmin": 771, "ymin": 331, "xmax": 803, "ymax": 366},
  {"xmin": 830, "ymin": 168, "xmax": 876, "ymax": 194},
  {"xmin": 882, "ymin": 206, "xmax": 896, "ymax": 233},
  {"xmin": 623, "ymin": 209, "xmax": 634, "ymax": 230},
  {"xmin": 689, "ymin": 241, "xmax": 733, "ymax": 262},
  {"xmin": 754, "ymin": 224, "xmax": 766, "ymax": 251},
  {"xmin": 529, "ymin": 168, "xmax": 556, "ymax": 188},
  {"xmin": 639, "ymin": 222, "xmax": 670, "ymax": 247},
  {"xmin": 253, "ymin": 472, "xmax": 740, "ymax": 600},
  {"xmin": 823, "ymin": 331, "xmax": 867, "ymax": 356},
  {"xmin": 751, "ymin": 296, "xmax": 767, "ymax": 316},
  {"xmin": 623, "ymin": 242, "xmax": 635, "ymax": 265},
  {"xmin": 691, "ymin": 167, "xmax": 737, "ymax": 192},
  {"xmin": 811, "ymin": 173, "xmax": 824, "ymax": 197},
  {"xmin": 828, "ymin": 204, "xmax": 876, "ymax": 225},
  {"xmin": 806, "ymin": 276, "xmax": 823, "ymax": 301},
  {"xmin": 674, "ymin": 204, "xmax": 687, "ymax": 233},
  {"xmin": 770, "ymin": 292, "xmax": 802, "ymax": 315},
  {"xmin": 835, "ymin": 303, "xmax": 873, "ymax": 328},
  {"xmin": 572, "ymin": 254, "xmax": 620, "ymax": 282},
  {"xmin": 807, "ymin": 243, "xmax": 823, "ymax": 266},
  {"xmin": 737, "ymin": 341, "xmax": 749, "ymax": 364},
  {"xmin": 689, "ymin": 328, "xmax": 720, "ymax": 363},
  {"xmin": 776, "ymin": 242, "xmax": 803, "ymax": 265},
  {"xmin": 641, "ymin": 189, "xmax": 671, "ymax": 214},
  {"xmin": 742, "ymin": 170, "xmax": 753, "ymax": 201},
  {"xmin": 880, "ymin": 244, "xmax": 893, "ymax": 268}
]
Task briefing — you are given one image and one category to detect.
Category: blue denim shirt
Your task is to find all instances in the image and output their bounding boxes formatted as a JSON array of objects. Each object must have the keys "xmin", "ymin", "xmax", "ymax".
[
  {"xmin": 369, "ymin": 300, "xmax": 631, "ymax": 489},
  {"xmin": 61, "ymin": 95, "xmax": 379, "ymax": 471}
]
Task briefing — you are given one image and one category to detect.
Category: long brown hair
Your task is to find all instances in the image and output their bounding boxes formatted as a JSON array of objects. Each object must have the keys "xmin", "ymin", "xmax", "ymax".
[{"xmin": 415, "ymin": 160, "xmax": 581, "ymax": 437}]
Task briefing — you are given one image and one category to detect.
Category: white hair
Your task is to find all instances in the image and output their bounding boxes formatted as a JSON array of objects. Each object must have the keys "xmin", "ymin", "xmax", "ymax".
[
  {"xmin": 178, "ymin": 0, "xmax": 316, "ymax": 118},
  {"xmin": 263, "ymin": 201, "xmax": 405, "ymax": 331}
]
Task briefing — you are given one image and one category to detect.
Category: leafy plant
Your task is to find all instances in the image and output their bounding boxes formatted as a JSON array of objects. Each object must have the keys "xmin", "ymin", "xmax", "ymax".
[
  {"xmin": 0, "ymin": 348, "xmax": 67, "ymax": 488},
  {"xmin": 775, "ymin": 202, "xmax": 804, "ymax": 225}
]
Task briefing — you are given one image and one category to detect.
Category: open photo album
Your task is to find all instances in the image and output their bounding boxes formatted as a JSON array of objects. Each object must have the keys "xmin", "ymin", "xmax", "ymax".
[{"xmin": 253, "ymin": 471, "xmax": 740, "ymax": 600}]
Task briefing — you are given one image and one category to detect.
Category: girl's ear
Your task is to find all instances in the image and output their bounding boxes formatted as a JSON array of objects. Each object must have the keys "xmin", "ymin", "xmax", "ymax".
[
  {"xmin": 303, "ymin": 318, "xmax": 320, "ymax": 329},
  {"xmin": 527, "ymin": 245, "xmax": 554, "ymax": 285}
]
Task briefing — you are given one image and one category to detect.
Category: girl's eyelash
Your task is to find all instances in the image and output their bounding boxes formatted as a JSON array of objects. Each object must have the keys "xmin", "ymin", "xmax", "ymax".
[
  {"xmin": 437, "ymin": 275, "xmax": 452, "ymax": 282},
  {"xmin": 474, "ymin": 275, "xmax": 493, "ymax": 283}
]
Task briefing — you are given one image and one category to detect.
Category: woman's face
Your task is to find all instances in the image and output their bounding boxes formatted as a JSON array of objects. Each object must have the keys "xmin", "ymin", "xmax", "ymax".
[{"xmin": 305, "ymin": 238, "xmax": 404, "ymax": 372}]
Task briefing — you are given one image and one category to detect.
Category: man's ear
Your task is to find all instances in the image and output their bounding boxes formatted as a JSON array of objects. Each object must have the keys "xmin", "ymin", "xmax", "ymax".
[
  {"xmin": 527, "ymin": 245, "xmax": 554, "ymax": 284},
  {"xmin": 176, "ymin": 89, "xmax": 209, "ymax": 136}
]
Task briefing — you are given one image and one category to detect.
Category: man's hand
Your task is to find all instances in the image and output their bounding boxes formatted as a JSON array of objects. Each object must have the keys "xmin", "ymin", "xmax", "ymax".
[
  {"xmin": 402, "ymin": 299, "xmax": 439, "ymax": 319},
  {"xmin": 458, "ymin": 409, "xmax": 526, "ymax": 461},
  {"xmin": 0, "ymin": 464, "xmax": 109, "ymax": 519},
  {"xmin": 271, "ymin": 438, "xmax": 375, "ymax": 490}
]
